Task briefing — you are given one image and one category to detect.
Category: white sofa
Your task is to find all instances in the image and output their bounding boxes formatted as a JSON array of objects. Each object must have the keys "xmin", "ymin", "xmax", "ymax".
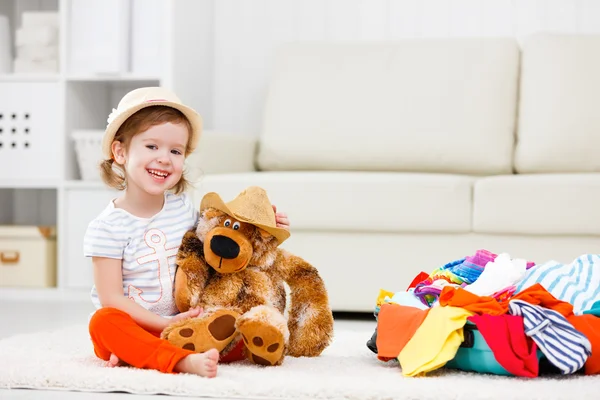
[{"xmin": 187, "ymin": 33, "xmax": 600, "ymax": 313}]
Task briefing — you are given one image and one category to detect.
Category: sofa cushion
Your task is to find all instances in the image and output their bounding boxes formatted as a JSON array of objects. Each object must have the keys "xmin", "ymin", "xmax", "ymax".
[
  {"xmin": 256, "ymin": 39, "xmax": 519, "ymax": 175},
  {"xmin": 192, "ymin": 172, "xmax": 474, "ymax": 233},
  {"xmin": 473, "ymin": 174, "xmax": 600, "ymax": 235},
  {"xmin": 515, "ymin": 34, "xmax": 600, "ymax": 173}
]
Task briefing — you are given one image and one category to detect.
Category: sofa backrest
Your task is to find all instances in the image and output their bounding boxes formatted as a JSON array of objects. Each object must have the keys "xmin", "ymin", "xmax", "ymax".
[
  {"xmin": 256, "ymin": 39, "xmax": 520, "ymax": 175},
  {"xmin": 515, "ymin": 34, "xmax": 600, "ymax": 173}
]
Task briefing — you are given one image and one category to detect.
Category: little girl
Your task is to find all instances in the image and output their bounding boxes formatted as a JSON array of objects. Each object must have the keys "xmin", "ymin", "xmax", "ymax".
[{"xmin": 84, "ymin": 87, "xmax": 289, "ymax": 378}]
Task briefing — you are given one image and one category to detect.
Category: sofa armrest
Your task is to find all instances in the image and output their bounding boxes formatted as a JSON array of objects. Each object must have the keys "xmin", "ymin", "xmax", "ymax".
[{"xmin": 185, "ymin": 130, "xmax": 257, "ymax": 179}]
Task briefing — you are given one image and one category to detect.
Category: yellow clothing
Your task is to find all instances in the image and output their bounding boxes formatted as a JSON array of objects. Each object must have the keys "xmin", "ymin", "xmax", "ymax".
[
  {"xmin": 376, "ymin": 289, "xmax": 395, "ymax": 308},
  {"xmin": 398, "ymin": 305, "xmax": 472, "ymax": 377}
]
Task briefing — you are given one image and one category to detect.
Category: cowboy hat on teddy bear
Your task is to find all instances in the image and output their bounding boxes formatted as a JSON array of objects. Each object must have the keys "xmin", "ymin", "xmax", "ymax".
[{"xmin": 161, "ymin": 186, "xmax": 334, "ymax": 366}]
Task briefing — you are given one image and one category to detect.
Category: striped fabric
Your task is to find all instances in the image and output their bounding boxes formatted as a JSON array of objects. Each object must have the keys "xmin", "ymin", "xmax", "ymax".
[
  {"xmin": 515, "ymin": 254, "xmax": 600, "ymax": 314},
  {"xmin": 508, "ymin": 299, "xmax": 591, "ymax": 374},
  {"xmin": 83, "ymin": 192, "xmax": 199, "ymax": 317}
]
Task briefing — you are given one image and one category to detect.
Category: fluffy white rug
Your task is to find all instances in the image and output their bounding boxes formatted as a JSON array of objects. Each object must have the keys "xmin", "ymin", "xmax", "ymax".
[{"xmin": 0, "ymin": 324, "xmax": 599, "ymax": 400}]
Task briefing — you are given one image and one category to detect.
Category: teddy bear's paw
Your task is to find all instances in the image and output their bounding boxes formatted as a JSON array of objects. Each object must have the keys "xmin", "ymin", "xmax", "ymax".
[
  {"xmin": 164, "ymin": 309, "xmax": 240, "ymax": 353},
  {"xmin": 238, "ymin": 320, "xmax": 285, "ymax": 366}
]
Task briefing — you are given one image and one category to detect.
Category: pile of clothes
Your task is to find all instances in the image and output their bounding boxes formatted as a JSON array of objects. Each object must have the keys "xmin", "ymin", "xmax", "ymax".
[{"xmin": 367, "ymin": 250, "xmax": 600, "ymax": 378}]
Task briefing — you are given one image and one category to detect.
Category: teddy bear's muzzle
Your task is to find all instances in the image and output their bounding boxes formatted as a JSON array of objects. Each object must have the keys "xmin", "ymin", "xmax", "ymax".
[{"xmin": 210, "ymin": 235, "xmax": 240, "ymax": 259}]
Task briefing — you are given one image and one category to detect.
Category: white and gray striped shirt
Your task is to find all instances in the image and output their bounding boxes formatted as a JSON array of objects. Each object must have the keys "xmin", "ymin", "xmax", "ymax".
[{"xmin": 83, "ymin": 192, "xmax": 199, "ymax": 317}]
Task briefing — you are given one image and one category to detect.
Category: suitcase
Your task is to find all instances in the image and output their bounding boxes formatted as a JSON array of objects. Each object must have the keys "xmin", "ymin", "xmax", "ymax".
[{"xmin": 446, "ymin": 322, "xmax": 511, "ymax": 375}]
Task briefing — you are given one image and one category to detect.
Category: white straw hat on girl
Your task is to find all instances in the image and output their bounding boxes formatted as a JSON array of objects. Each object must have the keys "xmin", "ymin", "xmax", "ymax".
[{"xmin": 102, "ymin": 86, "xmax": 203, "ymax": 159}]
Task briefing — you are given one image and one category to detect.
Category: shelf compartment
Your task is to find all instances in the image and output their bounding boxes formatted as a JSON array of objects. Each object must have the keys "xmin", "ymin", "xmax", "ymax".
[
  {"xmin": 64, "ymin": 80, "xmax": 160, "ymax": 180},
  {"xmin": 0, "ymin": 188, "xmax": 56, "ymax": 226}
]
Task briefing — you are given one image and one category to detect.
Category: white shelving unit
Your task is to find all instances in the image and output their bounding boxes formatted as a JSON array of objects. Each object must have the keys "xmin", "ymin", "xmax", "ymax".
[{"xmin": 0, "ymin": 0, "xmax": 214, "ymax": 292}]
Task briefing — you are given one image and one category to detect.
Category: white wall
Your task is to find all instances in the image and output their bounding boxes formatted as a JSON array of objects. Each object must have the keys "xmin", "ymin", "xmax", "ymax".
[
  {"xmin": 167, "ymin": 0, "xmax": 214, "ymax": 129},
  {"xmin": 204, "ymin": 0, "xmax": 600, "ymax": 135}
]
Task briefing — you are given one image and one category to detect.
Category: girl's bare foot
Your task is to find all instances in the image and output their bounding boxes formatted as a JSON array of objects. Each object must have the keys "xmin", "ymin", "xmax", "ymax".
[
  {"xmin": 174, "ymin": 348, "xmax": 219, "ymax": 378},
  {"xmin": 105, "ymin": 353, "xmax": 129, "ymax": 367},
  {"xmin": 106, "ymin": 353, "xmax": 120, "ymax": 367}
]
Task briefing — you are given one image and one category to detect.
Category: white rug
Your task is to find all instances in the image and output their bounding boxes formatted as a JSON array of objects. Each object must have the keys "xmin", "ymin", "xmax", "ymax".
[{"xmin": 1, "ymin": 325, "xmax": 599, "ymax": 400}]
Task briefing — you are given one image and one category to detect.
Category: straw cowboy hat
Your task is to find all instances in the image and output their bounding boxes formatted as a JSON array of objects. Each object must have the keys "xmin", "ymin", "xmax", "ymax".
[
  {"xmin": 200, "ymin": 186, "xmax": 291, "ymax": 245},
  {"xmin": 102, "ymin": 86, "xmax": 203, "ymax": 159}
]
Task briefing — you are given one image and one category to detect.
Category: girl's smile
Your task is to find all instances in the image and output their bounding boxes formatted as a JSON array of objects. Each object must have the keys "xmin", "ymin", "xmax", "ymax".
[{"xmin": 147, "ymin": 168, "xmax": 170, "ymax": 180}]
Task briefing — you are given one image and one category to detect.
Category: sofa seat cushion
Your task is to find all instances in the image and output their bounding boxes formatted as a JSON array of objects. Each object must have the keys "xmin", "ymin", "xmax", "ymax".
[
  {"xmin": 192, "ymin": 172, "xmax": 474, "ymax": 233},
  {"xmin": 473, "ymin": 174, "xmax": 600, "ymax": 235}
]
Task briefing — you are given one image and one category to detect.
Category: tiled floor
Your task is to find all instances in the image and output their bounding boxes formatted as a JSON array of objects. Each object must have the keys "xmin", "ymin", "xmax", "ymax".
[{"xmin": 0, "ymin": 288, "xmax": 376, "ymax": 399}]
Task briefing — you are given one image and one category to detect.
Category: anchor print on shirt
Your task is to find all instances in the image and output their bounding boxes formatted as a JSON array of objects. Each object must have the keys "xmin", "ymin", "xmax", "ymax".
[{"xmin": 128, "ymin": 228, "xmax": 179, "ymax": 311}]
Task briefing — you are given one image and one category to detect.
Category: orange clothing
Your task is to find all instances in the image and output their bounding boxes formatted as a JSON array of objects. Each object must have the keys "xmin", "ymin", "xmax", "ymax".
[
  {"xmin": 439, "ymin": 283, "xmax": 573, "ymax": 316},
  {"xmin": 89, "ymin": 307, "xmax": 193, "ymax": 373},
  {"xmin": 438, "ymin": 286, "xmax": 505, "ymax": 315},
  {"xmin": 568, "ymin": 314, "xmax": 600, "ymax": 375},
  {"xmin": 509, "ymin": 284, "xmax": 574, "ymax": 316},
  {"xmin": 376, "ymin": 303, "xmax": 429, "ymax": 361}
]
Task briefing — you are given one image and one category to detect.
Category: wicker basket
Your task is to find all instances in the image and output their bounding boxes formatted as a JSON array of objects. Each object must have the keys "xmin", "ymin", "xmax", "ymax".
[{"xmin": 71, "ymin": 130, "xmax": 104, "ymax": 181}]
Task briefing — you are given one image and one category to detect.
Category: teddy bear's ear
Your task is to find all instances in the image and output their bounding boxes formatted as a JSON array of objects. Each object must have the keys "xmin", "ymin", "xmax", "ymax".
[
  {"xmin": 258, "ymin": 227, "xmax": 274, "ymax": 240},
  {"xmin": 202, "ymin": 208, "xmax": 224, "ymax": 220}
]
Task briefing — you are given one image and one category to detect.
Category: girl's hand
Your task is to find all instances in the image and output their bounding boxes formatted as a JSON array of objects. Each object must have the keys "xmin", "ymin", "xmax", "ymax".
[
  {"xmin": 272, "ymin": 205, "xmax": 290, "ymax": 230},
  {"xmin": 171, "ymin": 306, "xmax": 203, "ymax": 323}
]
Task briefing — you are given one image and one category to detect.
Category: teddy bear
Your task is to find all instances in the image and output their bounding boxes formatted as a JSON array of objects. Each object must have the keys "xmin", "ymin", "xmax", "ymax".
[{"xmin": 161, "ymin": 186, "xmax": 334, "ymax": 366}]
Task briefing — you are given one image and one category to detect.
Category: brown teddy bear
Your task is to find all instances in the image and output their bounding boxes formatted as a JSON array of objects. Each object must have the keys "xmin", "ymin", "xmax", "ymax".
[{"xmin": 161, "ymin": 186, "xmax": 334, "ymax": 366}]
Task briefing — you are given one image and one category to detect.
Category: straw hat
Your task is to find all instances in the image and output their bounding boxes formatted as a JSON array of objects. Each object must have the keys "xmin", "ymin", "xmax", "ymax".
[
  {"xmin": 102, "ymin": 86, "xmax": 202, "ymax": 159},
  {"xmin": 200, "ymin": 187, "xmax": 291, "ymax": 245}
]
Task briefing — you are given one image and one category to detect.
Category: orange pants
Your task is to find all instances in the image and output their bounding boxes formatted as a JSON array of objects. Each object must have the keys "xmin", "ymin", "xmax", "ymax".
[{"xmin": 88, "ymin": 307, "xmax": 194, "ymax": 373}]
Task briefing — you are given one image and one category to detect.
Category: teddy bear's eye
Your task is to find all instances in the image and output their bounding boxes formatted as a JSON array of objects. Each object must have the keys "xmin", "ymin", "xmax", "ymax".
[
  {"xmin": 224, "ymin": 219, "xmax": 231, "ymax": 227},
  {"xmin": 233, "ymin": 222, "xmax": 240, "ymax": 230}
]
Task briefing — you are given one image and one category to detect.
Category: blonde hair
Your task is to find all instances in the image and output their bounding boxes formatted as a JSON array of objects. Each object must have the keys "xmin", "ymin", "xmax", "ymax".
[{"xmin": 100, "ymin": 106, "xmax": 193, "ymax": 195}]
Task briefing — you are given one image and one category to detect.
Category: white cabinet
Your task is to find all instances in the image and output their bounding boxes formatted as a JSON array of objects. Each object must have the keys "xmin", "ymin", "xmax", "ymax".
[
  {"xmin": 0, "ymin": 0, "xmax": 213, "ymax": 291},
  {"xmin": 0, "ymin": 81, "xmax": 60, "ymax": 180},
  {"xmin": 62, "ymin": 188, "xmax": 118, "ymax": 288}
]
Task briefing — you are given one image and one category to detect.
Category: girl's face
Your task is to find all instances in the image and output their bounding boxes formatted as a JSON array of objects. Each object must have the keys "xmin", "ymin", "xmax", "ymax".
[{"xmin": 113, "ymin": 122, "xmax": 189, "ymax": 196}]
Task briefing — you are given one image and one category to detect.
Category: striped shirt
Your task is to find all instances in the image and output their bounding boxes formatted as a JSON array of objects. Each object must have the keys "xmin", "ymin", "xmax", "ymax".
[
  {"xmin": 83, "ymin": 192, "xmax": 199, "ymax": 317},
  {"xmin": 515, "ymin": 254, "xmax": 600, "ymax": 315},
  {"xmin": 508, "ymin": 299, "xmax": 591, "ymax": 374}
]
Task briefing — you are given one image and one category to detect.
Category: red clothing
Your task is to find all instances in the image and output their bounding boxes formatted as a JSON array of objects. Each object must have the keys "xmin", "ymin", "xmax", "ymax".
[
  {"xmin": 407, "ymin": 272, "xmax": 430, "ymax": 290},
  {"xmin": 468, "ymin": 314, "xmax": 538, "ymax": 378}
]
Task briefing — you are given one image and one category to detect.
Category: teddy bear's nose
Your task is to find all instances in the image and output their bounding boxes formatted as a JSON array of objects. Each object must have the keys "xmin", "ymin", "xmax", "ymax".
[{"xmin": 210, "ymin": 235, "xmax": 240, "ymax": 259}]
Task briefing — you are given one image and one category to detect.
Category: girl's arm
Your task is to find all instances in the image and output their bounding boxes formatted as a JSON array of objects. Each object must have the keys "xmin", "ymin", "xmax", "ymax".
[{"xmin": 93, "ymin": 257, "xmax": 197, "ymax": 332}]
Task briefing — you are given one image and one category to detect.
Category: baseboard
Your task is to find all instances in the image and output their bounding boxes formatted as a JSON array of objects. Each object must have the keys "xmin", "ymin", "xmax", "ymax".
[
  {"xmin": 0, "ymin": 287, "xmax": 90, "ymax": 302},
  {"xmin": 333, "ymin": 311, "xmax": 374, "ymax": 321}
]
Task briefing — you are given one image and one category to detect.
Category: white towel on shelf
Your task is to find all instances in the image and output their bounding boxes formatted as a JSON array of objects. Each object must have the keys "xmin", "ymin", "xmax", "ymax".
[
  {"xmin": 16, "ymin": 45, "xmax": 58, "ymax": 62},
  {"xmin": 13, "ymin": 58, "xmax": 58, "ymax": 73},
  {"xmin": 15, "ymin": 26, "xmax": 58, "ymax": 47},
  {"xmin": 21, "ymin": 11, "xmax": 59, "ymax": 29}
]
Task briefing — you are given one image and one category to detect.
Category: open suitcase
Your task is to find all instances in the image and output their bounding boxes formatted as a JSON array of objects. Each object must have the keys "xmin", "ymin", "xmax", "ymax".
[{"xmin": 445, "ymin": 321, "xmax": 543, "ymax": 375}]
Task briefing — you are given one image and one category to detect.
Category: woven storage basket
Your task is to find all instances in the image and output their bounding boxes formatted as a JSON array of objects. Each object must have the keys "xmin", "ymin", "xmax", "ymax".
[{"xmin": 71, "ymin": 130, "xmax": 104, "ymax": 181}]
